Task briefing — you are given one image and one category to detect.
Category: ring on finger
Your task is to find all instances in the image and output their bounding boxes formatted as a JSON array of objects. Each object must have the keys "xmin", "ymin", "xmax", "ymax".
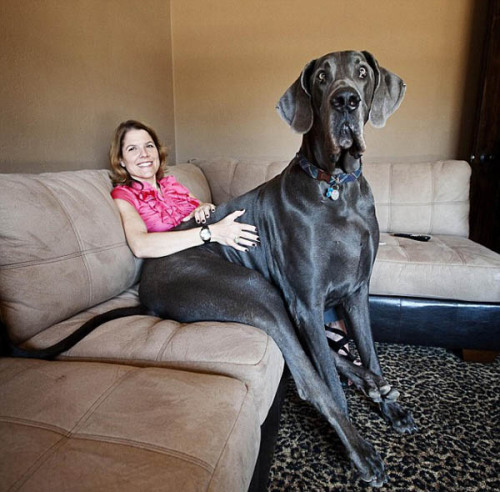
[{"xmin": 234, "ymin": 237, "xmax": 240, "ymax": 244}]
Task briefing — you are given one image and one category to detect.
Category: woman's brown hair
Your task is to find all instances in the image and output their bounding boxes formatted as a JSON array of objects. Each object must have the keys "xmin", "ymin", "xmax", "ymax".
[{"xmin": 109, "ymin": 120, "xmax": 168, "ymax": 187}]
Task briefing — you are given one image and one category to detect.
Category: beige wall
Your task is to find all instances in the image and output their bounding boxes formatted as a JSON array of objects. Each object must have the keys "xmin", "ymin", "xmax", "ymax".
[
  {"xmin": 0, "ymin": 0, "xmax": 175, "ymax": 173},
  {"xmin": 171, "ymin": 0, "xmax": 487, "ymax": 164},
  {"xmin": 0, "ymin": 0, "xmax": 488, "ymax": 174}
]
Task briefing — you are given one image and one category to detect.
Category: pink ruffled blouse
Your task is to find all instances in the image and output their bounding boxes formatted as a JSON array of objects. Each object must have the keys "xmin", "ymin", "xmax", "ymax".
[{"xmin": 111, "ymin": 176, "xmax": 200, "ymax": 232}]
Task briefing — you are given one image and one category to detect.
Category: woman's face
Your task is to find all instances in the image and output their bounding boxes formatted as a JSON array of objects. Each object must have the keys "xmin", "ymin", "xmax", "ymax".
[{"xmin": 120, "ymin": 129, "xmax": 160, "ymax": 185}]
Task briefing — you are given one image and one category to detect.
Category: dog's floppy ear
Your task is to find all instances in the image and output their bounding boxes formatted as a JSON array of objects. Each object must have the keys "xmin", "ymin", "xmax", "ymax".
[
  {"xmin": 363, "ymin": 51, "xmax": 406, "ymax": 128},
  {"xmin": 276, "ymin": 59, "xmax": 316, "ymax": 134}
]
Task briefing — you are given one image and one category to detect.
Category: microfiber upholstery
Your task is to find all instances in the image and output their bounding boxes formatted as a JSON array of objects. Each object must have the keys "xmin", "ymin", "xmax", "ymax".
[
  {"xmin": 0, "ymin": 170, "xmax": 142, "ymax": 344},
  {"xmin": 373, "ymin": 233, "xmax": 500, "ymax": 302},
  {"xmin": 22, "ymin": 288, "xmax": 284, "ymax": 424},
  {"xmin": 0, "ymin": 358, "xmax": 260, "ymax": 491},
  {"xmin": 189, "ymin": 158, "xmax": 288, "ymax": 205},
  {"xmin": 364, "ymin": 161, "xmax": 470, "ymax": 236}
]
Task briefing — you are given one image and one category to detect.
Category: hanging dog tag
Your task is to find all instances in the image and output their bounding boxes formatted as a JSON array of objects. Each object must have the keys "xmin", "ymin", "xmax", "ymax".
[{"xmin": 326, "ymin": 186, "xmax": 340, "ymax": 200}]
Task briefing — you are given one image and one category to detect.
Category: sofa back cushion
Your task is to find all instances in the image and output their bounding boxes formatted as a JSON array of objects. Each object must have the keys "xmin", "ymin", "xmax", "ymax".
[
  {"xmin": 167, "ymin": 163, "xmax": 212, "ymax": 204},
  {"xmin": 193, "ymin": 158, "xmax": 470, "ymax": 237},
  {"xmin": 364, "ymin": 160, "xmax": 470, "ymax": 236},
  {"xmin": 0, "ymin": 170, "xmax": 142, "ymax": 343}
]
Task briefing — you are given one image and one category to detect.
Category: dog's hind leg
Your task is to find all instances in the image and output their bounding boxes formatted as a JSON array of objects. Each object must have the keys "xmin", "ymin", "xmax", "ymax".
[{"xmin": 141, "ymin": 253, "xmax": 387, "ymax": 486}]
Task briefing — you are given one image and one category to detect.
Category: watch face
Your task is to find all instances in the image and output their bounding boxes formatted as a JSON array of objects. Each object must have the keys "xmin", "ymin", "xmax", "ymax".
[{"xmin": 200, "ymin": 227, "xmax": 211, "ymax": 241}]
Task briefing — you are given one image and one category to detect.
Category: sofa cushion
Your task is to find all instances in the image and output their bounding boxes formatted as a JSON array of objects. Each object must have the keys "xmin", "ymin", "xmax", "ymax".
[
  {"xmin": 0, "ymin": 170, "xmax": 141, "ymax": 343},
  {"xmin": 364, "ymin": 160, "xmax": 470, "ymax": 236},
  {"xmin": 0, "ymin": 164, "xmax": 209, "ymax": 345},
  {"xmin": 371, "ymin": 233, "xmax": 500, "ymax": 303},
  {"xmin": 188, "ymin": 158, "xmax": 288, "ymax": 205},
  {"xmin": 168, "ymin": 163, "xmax": 212, "ymax": 204},
  {"xmin": 192, "ymin": 158, "xmax": 471, "ymax": 236},
  {"xmin": 20, "ymin": 287, "xmax": 284, "ymax": 424},
  {"xmin": 0, "ymin": 358, "xmax": 260, "ymax": 491}
]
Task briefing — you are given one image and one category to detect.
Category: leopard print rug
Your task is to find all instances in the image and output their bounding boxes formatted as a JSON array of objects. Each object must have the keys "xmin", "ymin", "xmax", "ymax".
[{"xmin": 268, "ymin": 343, "xmax": 499, "ymax": 491}]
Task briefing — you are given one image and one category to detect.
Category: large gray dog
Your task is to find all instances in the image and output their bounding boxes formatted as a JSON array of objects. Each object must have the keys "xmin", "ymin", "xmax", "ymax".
[
  {"xmin": 8, "ymin": 51, "xmax": 417, "ymax": 486},
  {"xmin": 142, "ymin": 50, "xmax": 418, "ymax": 486}
]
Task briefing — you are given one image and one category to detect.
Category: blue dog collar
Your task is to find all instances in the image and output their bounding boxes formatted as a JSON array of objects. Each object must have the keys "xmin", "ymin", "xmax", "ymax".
[{"xmin": 296, "ymin": 153, "xmax": 362, "ymax": 201}]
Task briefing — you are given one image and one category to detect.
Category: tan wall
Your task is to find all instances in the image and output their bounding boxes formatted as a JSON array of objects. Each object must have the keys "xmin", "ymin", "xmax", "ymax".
[
  {"xmin": 171, "ymin": 0, "xmax": 487, "ymax": 164},
  {"xmin": 0, "ymin": 0, "xmax": 488, "ymax": 174},
  {"xmin": 0, "ymin": 0, "xmax": 175, "ymax": 173}
]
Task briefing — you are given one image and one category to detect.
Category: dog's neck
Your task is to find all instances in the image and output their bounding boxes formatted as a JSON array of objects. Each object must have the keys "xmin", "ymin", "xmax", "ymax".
[
  {"xmin": 299, "ymin": 140, "xmax": 361, "ymax": 175},
  {"xmin": 296, "ymin": 152, "xmax": 362, "ymax": 201}
]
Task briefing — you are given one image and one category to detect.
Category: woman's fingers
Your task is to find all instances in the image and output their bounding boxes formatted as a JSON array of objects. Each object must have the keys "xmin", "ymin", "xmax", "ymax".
[
  {"xmin": 193, "ymin": 203, "xmax": 216, "ymax": 224},
  {"xmin": 211, "ymin": 209, "xmax": 260, "ymax": 251},
  {"xmin": 235, "ymin": 230, "xmax": 259, "ymax": 247}
]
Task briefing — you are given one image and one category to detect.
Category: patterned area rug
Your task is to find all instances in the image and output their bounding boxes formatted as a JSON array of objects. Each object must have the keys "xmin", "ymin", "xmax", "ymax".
[{"xmin": 268, "ymin": 343, "xmax": 500, "ymax": 491}]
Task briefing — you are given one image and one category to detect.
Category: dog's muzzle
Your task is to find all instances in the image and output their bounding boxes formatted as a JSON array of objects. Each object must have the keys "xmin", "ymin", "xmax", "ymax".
[{"xmin": 324, "ymin": 86, "xmax": 367, "ymax": 158}]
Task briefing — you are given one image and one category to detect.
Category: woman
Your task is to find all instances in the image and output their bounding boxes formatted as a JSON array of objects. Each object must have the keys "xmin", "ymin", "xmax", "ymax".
[{"xmin": 109, "ymin": 120, "xmax": 259, "ymax": 258}]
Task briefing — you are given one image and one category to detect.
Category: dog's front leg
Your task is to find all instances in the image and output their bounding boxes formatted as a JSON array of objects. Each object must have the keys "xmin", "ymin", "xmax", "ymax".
[
  {"xmin": 292, "ymin": 303, "xmax": 351, "ymax": 412},
  {"xmin": 341, "ymin": 284, "xmax": 418, "ymax": 434},
  {"xmin": 340, "ymin": 284, "xmax": 386, "ymax": 385}
]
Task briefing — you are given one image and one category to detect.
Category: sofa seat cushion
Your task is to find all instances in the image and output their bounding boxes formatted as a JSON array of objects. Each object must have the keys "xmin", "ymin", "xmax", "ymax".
[
  {"xmin": 370, "ymin": 233, "xmax": 500, "ymax": 302},
  {"xmin": 21, "ymin": 288, "xmax": 284, "ymax": 425},
  {"xmin": 0, "ymin": 358, "xmax": 260, "ymax": 491}
]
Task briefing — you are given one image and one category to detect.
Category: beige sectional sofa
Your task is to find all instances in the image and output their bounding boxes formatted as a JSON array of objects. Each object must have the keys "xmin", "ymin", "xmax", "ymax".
[
  {"xmin": 0, "ymin": 166, "xmax": 285, "ymax": 491},
  {"xmin": 1, "ymin": 157, "xmax": 499, "ymax": 491}
]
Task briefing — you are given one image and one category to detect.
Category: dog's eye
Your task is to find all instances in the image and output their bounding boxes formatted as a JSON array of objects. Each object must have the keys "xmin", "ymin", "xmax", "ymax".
[
  {"xmin": 359, "ymin": 66, "xmax": 368, "ymax": 79},
  {"xmin": 317, "ymin": 71, "xmax": 327, "ymax": 83}
]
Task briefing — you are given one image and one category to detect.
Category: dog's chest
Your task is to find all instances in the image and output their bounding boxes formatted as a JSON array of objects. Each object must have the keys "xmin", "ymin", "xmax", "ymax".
[{"xmin": 320, "ymin": 197, "xmax": 378, "ymax": 293}]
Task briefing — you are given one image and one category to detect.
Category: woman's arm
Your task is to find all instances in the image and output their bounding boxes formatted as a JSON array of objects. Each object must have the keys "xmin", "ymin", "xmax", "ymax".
[{"xmin": 114, "ymin": 199, "xmax": 258, "ymax": 258}]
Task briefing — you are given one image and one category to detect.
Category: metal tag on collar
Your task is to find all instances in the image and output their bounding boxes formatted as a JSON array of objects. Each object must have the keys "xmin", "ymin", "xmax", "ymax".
[{"xmin": 326, "ymin": 185, "xmax": 340, "ymax": 200}]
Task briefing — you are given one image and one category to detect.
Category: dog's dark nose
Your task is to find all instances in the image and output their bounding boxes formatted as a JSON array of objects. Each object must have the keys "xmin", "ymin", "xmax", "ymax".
[{"xmin": 331, "ymin": 89, "xmax": 361, "ymax": 113}]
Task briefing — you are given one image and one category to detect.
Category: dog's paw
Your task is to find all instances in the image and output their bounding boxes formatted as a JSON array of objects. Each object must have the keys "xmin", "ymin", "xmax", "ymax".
[
  {"xmin": 349, "ymin": 438, "xmax": 387, "ymax": 488},
  {"xmin": 380, "ymin": 401, "xmax": 418, "ymax": 434}
]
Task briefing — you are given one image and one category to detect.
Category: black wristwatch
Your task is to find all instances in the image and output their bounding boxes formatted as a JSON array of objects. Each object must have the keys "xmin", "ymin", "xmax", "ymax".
[{"xmin": 200, "ymin": 225, "xmax": 211, "ymax": 243}]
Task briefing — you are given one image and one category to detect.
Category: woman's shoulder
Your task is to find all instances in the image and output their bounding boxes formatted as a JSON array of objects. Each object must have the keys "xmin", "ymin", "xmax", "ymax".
[{"xmin": 111, "ymin": 183, "xmax": 140, "ymax": 204}]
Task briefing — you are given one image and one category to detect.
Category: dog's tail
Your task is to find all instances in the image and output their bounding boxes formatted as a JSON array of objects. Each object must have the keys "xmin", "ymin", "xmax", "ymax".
[{"xmin": 1, "ymin": 306, "xmax": 151, "ymax": 360}]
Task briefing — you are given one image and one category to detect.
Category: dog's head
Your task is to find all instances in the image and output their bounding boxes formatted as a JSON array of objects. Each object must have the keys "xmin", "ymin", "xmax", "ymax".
[{"xmin": 277, "ymin": 51, "xmax": 405, "ymax": 162}]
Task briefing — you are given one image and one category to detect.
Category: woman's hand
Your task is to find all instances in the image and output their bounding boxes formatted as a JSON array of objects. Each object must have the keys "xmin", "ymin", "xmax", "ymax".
[
  {"xmin": 210, "ymin": 209, "xmax": 259, "ymax": 252},
  {"xmin": 182, "ymin": 202, "xmax": 216, "ymax": 224}
]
